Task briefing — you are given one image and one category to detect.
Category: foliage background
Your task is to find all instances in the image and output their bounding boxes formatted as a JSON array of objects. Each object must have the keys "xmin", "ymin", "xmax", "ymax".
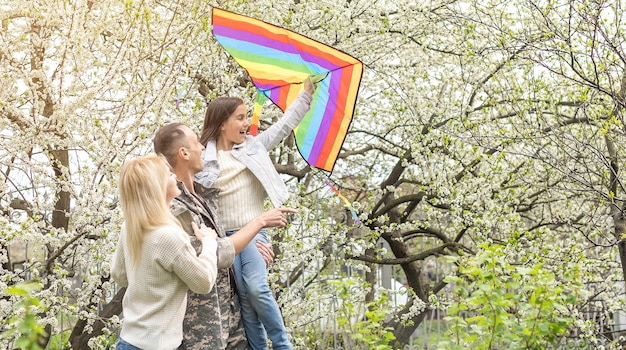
[{"xmin": 1, "ymin": 0, "xmax": 626, "ymax": 349}]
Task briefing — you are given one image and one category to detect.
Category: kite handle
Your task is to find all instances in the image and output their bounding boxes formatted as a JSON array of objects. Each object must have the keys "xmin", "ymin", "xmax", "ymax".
[{"xmin": 309, "ymin": 72, "xmax": 329, "ymax": 84}]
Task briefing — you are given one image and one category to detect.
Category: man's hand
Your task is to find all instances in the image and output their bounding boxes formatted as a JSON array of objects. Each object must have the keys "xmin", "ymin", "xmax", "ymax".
[{"xmin": 256, "ymin": 241, "xmax": 275, "ymax": 267}]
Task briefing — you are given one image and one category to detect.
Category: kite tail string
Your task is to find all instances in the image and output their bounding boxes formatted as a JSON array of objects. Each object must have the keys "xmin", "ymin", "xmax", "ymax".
[
  {"xmin": 250, "ymin": 90, "xmax": 268, "ymax": 136},
  {"xmin": 324, "ymin": 179, "xmax": 361, "ymax": 224},
  {"xmin": 175, "ymin": 65, "xmax": 190, "ymax": 108}
]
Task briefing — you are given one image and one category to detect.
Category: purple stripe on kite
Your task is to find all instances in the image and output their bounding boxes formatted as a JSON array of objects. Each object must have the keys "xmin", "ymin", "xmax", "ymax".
[
  {"xmin": 214, "ymin": 26, "xmax": 346, "ymax": 71},
  {"xmin": 256, "ymin": 82, "xmax": 287, "ymax": 91},
  {"xmin": 269, "ymin": 89, "xmax": 281, "ymax": 104},
  {"xmin": 306, "ymin": 71, "xmax": 345, "ymax": 165}
]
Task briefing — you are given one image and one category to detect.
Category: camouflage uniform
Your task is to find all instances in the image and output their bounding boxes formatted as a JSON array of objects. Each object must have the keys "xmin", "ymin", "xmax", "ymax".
[{"xmin": 170, "ymin": 181, "xmax": 250, "ymax": 350}]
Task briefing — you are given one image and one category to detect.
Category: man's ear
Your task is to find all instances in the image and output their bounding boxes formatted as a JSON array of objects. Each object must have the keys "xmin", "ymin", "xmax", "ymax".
[{"xmin": 178, "ymin": 147, "xmax": 189, "ymax": 159}]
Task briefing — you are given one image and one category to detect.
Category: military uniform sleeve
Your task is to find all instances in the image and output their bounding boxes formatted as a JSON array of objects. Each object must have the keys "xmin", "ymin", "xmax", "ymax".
[{"xmin": 216, "ymin": 237, "xmax": 235, "ymax": 269}]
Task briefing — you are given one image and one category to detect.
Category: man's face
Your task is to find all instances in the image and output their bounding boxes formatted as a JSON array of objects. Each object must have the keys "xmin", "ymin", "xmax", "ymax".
[{"xmin": 182, "ymin": 126, "xmax": 205, "ymax": 173}]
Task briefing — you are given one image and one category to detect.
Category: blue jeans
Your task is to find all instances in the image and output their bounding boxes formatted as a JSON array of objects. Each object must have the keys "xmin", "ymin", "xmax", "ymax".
[
  {"xmin": 227, "ymin": 229, "xmax": 292, "ymax": 350},
  {"xmin": 115, "ymin": 338, "xmax": 142, "ymax": 350},
  {"xmin": 115, "ymin": 338, "xmax": 184, "ymax": 350}
]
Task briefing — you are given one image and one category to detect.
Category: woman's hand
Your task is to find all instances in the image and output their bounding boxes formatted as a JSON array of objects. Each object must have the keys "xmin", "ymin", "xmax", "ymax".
[{"xmin": 191, "ymin": 221, "xmax": 217, "ymax": 242}]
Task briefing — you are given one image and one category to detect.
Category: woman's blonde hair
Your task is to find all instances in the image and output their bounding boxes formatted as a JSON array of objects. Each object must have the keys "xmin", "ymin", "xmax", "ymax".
[{"xmin": 119, "ymin": 154, "xmax": 179, "ymax": 265}]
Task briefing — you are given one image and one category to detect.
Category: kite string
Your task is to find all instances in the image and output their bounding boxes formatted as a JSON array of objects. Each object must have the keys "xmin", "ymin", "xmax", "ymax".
[{"xmin": 324, "ymin": 179, "xmax": 361, "ymax": 224}]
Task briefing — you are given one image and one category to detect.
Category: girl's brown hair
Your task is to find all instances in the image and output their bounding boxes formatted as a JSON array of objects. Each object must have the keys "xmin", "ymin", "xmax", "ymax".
[{"xmin": 199, "ymin": 97, "xmax": 244, "ymax": 146}]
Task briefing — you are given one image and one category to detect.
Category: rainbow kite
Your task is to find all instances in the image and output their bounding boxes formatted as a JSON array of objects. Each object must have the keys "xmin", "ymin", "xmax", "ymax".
[{"xmin": 212, "ymin": 8, "xmax": 363, "ymax": 172}]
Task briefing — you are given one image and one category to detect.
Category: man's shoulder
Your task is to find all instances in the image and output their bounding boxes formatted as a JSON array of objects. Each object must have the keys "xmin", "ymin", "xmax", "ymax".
[
  {"xmin": 193, "ymin": 182, "xmax": 219, "ymax": 209},
  {"xmin": 169, "ymin": 196, "xmax": 197, "ymax": 234},
  {"xmin": 170, "ymin": 195, "xmax": 189, "ymax": 215},
  {"xmin": 170, "ymin": 195, "xmax": 191, "ymax": 215}
]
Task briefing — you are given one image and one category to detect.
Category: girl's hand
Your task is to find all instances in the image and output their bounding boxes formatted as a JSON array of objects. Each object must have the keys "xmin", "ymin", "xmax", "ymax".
[
  {"xmin": 256, "ymin": 241, "xmax": 275, "ymax": 267},
  {"xmin": 257, "ymin": 207, "xmax": 298, "ymax": 228},
  {"xmin": 305, "ymin": 76, "xmax": 317, "ymax": 95}
]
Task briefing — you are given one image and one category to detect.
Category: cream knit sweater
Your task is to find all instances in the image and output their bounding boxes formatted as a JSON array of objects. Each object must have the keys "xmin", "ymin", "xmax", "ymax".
[
  {"xmin": 214, "ymin": 150, "xmax": 265, "ymax": 230},
  {"xmin": 111, "ymin": 225, "xmax": 217, "ymax": 350}
]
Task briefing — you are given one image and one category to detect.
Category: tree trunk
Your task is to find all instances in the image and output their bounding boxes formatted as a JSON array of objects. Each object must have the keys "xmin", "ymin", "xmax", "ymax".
[
  {"xmin": 68, "ymin": 287, "xmax": 126, "ymax": 349},
  {"xmin": 50, "ymin": 148, "xmax": 71, "ymax": 231},
  {"xmin": 618, "ymin": 236, "xmax": 626, "ymax": 294}
]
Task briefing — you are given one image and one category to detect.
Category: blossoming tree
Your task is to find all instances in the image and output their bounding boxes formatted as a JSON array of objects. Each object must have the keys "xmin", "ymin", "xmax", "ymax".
[{"xmin": 1, "ymin": 0, "xmax": 626, "ymax": 348}]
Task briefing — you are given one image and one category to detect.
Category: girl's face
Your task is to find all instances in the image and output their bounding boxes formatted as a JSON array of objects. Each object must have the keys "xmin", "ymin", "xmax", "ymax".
[
  {"xmin": 165, "ymin": 170, "xmax": 181, "ymax": 202},
  {"xmin": 218, "ymin": 103, "xmax": 248, "ymax": 150}
]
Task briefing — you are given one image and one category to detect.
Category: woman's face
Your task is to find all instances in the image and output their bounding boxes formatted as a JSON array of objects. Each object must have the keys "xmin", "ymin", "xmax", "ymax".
[
  {"xmin": 218, "ymin": 103, "xmax": 249, "ymax": 149},
  {"xmin": 165, "ymin": 170, "xmax": 181, "ymax": 202}
]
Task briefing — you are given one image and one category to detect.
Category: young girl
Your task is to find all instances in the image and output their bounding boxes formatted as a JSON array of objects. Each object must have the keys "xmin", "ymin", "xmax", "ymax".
[
  {"xmin": 196, "ymin": 78, "xmax": 316, "ymax": 350},
  {"xmin": 111, "ymin": 154, "xmax": 218, "ymax": 350}
]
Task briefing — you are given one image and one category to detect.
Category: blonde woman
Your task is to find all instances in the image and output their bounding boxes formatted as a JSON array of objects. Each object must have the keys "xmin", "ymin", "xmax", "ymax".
[{"xmin": 111, "ymin": 154, "xmax": 218, "ymax": 350}]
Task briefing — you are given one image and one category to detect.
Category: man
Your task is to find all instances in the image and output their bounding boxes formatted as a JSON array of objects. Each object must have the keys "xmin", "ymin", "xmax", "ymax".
[{"xmin": 154, "ymin": 122, "xmax": 295, "ymax": 349}]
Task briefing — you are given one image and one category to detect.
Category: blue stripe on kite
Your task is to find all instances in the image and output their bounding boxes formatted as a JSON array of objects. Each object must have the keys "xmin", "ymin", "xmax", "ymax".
[
  {"xmin": 215, "ymin": 36, "xmax": 330, "ymax": 86},
  {"xmin": 215, "ymin": 34, "xmax": 331, "ymax": 73},
  {"xmin": 214, "ymin": 26, "xmax": 339, "ymax": 70},
  {"xmin": 309, "ymin": 70, "xmax": 344, "ymax": 165},
  {"xmin": 297, "ymin": 76, "xmax": 333, "ymax": 161},
  {"xmin": 214, "ymin": 27, "xmax": 343, "ymax": 71}
]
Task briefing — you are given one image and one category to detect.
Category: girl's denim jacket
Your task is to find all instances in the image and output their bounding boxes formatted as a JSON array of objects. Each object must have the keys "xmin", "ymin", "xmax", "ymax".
[{"xmin": 195, "ymin": 91, "xmax": 313, "ymax": 208}]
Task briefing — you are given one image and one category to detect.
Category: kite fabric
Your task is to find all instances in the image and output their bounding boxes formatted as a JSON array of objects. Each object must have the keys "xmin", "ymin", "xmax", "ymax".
[
  {"xmin": 211, "ymin": 7, "xmax": 363, "ymax": 172},
  {"xmin": 250, "ymin": 91, "xmax": 268, "ymax": 136}
]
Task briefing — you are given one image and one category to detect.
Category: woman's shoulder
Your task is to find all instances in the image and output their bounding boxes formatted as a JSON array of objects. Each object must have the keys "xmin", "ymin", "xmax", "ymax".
[{"xmin": 148, "ymin": 225, "xmax": 188, "ymax": 243}]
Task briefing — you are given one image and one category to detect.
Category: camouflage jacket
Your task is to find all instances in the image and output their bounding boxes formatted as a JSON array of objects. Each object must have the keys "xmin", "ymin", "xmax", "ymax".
[{"xmin": 170, "ymin": 181, "xmax": 250, "ymax": 350}]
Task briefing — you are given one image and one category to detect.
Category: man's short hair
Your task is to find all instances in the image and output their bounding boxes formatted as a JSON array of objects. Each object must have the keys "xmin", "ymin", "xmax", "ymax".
[{"xmin": 153, "ymin": 122, "xmax": 189, "ymax": 167}]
